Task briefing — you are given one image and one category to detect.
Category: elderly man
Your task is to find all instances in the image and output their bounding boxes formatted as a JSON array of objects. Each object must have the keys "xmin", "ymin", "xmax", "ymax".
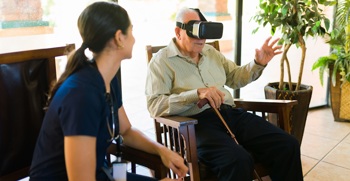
[{"xmin": 145, "ymin": 7, "xmax": 303, "ymax": 181}]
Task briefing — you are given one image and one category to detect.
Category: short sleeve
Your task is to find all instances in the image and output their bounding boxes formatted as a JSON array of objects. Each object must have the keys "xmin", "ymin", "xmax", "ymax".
[{"xmin": 59, "ymin": 88, "xmax": 103, "ymax": 137}]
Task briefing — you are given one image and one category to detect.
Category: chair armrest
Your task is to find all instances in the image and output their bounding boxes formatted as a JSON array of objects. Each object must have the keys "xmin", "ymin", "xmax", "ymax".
[
  {"xmin": 234, "ymin": 98, "xmax": 297, "ymax": 113},
  {"xmin": 153, "ymin": 116, "xmax": 198, "ymax": 127},
  {"xmin": 121, "ymin": 145, "xmax": 169, "ymax": 178},
  {"xmin": 107, "ymin": 143, "xmax": 168, "ymax": 179},
  {"xmin": 234, "ymin": 98, "xmax": 298, "ymax": 133},
  {"xmin": 121, "ymin": 145, "xmax": 164, "ymax": 168},
  {"xmin": 152, "ymin": 116, "xmax": 200, "ymax": 180}
]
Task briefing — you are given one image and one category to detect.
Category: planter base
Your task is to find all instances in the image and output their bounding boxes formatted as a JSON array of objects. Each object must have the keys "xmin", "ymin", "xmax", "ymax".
[{"xmin": 264, "ymin": 82, "xmax": 312, "ymax": 145}]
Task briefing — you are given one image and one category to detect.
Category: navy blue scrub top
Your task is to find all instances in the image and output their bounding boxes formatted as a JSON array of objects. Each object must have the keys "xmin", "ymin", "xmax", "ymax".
[{"xmin": 29, "ymin": 64, "xmax": 122, "ymax": 181}]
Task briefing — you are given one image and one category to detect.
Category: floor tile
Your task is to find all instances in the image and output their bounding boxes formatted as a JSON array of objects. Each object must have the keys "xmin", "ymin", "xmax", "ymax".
[
  {"xmin": 304, "ymin": 109, "xmax": 350, "ymax": 141},
  {"xmin": 301, "ymin": 155, "xmax": 319, "ymax": 176},
  {"xmin": 343, "ymin": 133, "xmax": 350, "ymax": 144},
  {"xmin": 303, "ymin": 161, "xmax": 350, "ymax": 181},
  {"xmin": 307, "ymin": 107, "xmax": 333, "ymax": 118},
  {"xmin": 323, "ymin": 142, "xmax": 350, "ymax": 169},
  {"xmin": 301, "ymin": 133, "xmax": 339, "ymax": 160}
]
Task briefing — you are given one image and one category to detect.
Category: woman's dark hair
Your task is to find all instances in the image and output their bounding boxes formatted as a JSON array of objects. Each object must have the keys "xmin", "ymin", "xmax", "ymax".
[{"xmin": 46, "ymin": 1, "xmax": 130, "ymax": 106}]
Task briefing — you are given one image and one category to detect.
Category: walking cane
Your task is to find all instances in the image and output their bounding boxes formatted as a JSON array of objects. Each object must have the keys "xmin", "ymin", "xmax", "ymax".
[{"xmin": 197, "ymin": 99, "xmax": 263, "ymax": 181}]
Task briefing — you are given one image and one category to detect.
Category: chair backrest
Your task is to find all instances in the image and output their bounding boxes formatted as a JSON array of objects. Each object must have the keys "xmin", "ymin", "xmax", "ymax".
[
  {"xmin": 146, "ymin": 40, "xmax": 220, "ymax": 63},
  {"xmin": 0, "ymin": 42, "xmax": 74, "ymax": 181}
]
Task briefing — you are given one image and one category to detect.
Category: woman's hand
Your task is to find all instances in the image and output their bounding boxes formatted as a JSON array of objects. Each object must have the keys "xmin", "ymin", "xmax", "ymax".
[{"xmin": 158, "ymin": 147, "xmax": 188, "ymax": 179}]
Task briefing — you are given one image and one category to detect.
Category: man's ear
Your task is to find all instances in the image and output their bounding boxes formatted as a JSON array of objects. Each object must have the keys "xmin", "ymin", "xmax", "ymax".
[{"xmin": 175, "ymin": 27, "xmax": 181, "ymax": 39}]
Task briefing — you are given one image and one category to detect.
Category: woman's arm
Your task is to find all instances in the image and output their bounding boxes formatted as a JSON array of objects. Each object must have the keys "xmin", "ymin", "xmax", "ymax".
[
  {"xmin": 64, "ymin": 136, "xmax": 96, "ymax": 181},
  {"xmin": 118, "ymin": 106, "xmax": 188, "ymax": 178}
]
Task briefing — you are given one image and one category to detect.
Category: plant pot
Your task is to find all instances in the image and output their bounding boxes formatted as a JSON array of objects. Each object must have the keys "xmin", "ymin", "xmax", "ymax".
[
  {"xmin": 264, "ymin": 82, "xmax": 313, "ymax": 145},
  {"xmin": 329, "ymin": 66, "xmax": 350, "ymax": 122}
]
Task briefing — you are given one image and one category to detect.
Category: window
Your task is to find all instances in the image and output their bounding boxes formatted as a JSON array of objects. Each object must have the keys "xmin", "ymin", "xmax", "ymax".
[{"xmin": 0, "ymin": 0, "xmax": 330, "ymax": 109}]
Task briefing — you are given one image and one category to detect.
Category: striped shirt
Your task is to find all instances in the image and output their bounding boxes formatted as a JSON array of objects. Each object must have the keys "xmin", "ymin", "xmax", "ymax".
[{"xmin": 145, "ymin": 38, "xmax": 265, "ymax": 117}]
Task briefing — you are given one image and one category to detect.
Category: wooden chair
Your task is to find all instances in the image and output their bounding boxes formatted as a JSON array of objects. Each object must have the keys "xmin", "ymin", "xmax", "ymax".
[
  {"xmin": 145, "ymin": 41, "xmax": 298, "ymax": 181},
  {"xmin": 0, "ymin": 42, "xmax": 75, "ymax": 181}
]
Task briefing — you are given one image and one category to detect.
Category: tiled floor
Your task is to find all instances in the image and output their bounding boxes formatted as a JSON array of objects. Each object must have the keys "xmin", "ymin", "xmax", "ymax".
[{"xmin": 301, "ymin": 107, "xmax": 350, "ymax": 180}]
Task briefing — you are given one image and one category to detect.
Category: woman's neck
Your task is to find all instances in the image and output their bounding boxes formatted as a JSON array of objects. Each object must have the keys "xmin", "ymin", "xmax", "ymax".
[{"xmin": 94, "ymin": 53, "xmax": 121, "ymax": 93}]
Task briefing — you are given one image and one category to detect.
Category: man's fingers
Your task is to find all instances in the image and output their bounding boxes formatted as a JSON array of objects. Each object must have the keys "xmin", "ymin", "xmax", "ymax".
[
  {"xmin": 198, "ymin": 87, "xmax": 225, "ymax": 109},
  {"xmin": 264, "ymin": 36, "xmax": 272, "ymax": 45},
  {"xmin": 268, "ymin": 37, "xmax": 280, "ymax": 47},
  {"xmin": 207, "ymin": 97, "xmax": 217, "ymax": 109},
  {"xmin": 270, "ymin": 38, "xmax": 279, "ymax": 46}
]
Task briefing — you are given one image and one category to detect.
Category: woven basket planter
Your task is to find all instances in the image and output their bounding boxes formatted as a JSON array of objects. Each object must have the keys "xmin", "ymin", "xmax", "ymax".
[{"xmin": 330, "ymin": 66, "xmax": 350, "ymax": 122}]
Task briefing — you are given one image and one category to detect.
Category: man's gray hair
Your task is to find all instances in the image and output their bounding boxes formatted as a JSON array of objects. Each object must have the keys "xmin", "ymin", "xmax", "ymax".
[{"xmin": 175, "ymin": 7, "xmax": 197, "ymax": 23}]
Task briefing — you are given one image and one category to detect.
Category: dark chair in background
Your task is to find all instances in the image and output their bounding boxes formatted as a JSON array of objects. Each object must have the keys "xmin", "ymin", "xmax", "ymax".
[
  {"xmin": 145, "ymin": 41, "xmax": 298, "ymax": 181},
  {"xmin": 0, "ymin": 42, "xmax": 74, "ymax": 181}
]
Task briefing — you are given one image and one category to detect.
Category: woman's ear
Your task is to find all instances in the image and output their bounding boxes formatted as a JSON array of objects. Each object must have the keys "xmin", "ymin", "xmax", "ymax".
[{"xmin": 114, "ymin": 30, "xmax": 124, "ymax": 49}]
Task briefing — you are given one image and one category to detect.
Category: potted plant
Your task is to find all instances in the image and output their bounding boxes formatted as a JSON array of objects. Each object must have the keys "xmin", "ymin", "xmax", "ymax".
[
  {"xmin": 252, "ymin": 0, "xmax": 336, "ymax": 144},
  {"xmin": 312, "ymin": 0, "xmax": 350, "ymax": 122}
]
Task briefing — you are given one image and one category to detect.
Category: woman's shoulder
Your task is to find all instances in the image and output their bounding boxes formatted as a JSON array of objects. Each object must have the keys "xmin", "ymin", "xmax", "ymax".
[
  {"xmin": 54, "ymin": 66, "xmax": 105, "ymax": 104},
  {"xmin": 66, "ymin": 66, "xmax": 104, "ymax": 90}
]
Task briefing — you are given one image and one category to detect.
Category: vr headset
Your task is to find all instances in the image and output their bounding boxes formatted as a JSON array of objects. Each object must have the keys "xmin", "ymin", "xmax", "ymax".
[{"xmin": 176, "ymin": 8, "xmax": 223, "ymax": 39}]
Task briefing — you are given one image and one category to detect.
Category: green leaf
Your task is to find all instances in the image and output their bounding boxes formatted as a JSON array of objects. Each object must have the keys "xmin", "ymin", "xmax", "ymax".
[
  {"xmin": 324, "ymin": 18, "xmax": 330, "ymax": 31},
  {"xmin": 346, "ymin": 72, "xmax": 350, "ymax": 82},
  {"xmin": 319, "ymin": 65, "xmax": 326, "ymax": 86},
  {"xmin": 281, "ymin": 4, "xmax": 288, "ymax": 16},
  {"xmin": 312, "ymin": 56, "xmax": 334, "ymax": 70},
  {"xmin": 252, "ymin": 27, "xmax": 259, "ymax": 34}
]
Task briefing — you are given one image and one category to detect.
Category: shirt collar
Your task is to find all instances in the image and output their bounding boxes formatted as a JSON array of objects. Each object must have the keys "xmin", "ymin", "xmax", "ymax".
[{"xmin": 167, "ymin": 37, "xmax": 210, "ymax": 60}]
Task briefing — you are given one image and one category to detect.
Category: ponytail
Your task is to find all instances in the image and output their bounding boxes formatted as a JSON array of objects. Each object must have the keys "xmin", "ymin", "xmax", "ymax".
[{"xmin": 46, "ymin": 43, "xmax": 90, "ymax": 108}]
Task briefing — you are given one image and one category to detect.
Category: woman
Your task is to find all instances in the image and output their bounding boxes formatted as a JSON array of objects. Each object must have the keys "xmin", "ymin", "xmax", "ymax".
[{"xmin": 29, "ymin": 1, "xmax": 188, "ymax": 181}]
